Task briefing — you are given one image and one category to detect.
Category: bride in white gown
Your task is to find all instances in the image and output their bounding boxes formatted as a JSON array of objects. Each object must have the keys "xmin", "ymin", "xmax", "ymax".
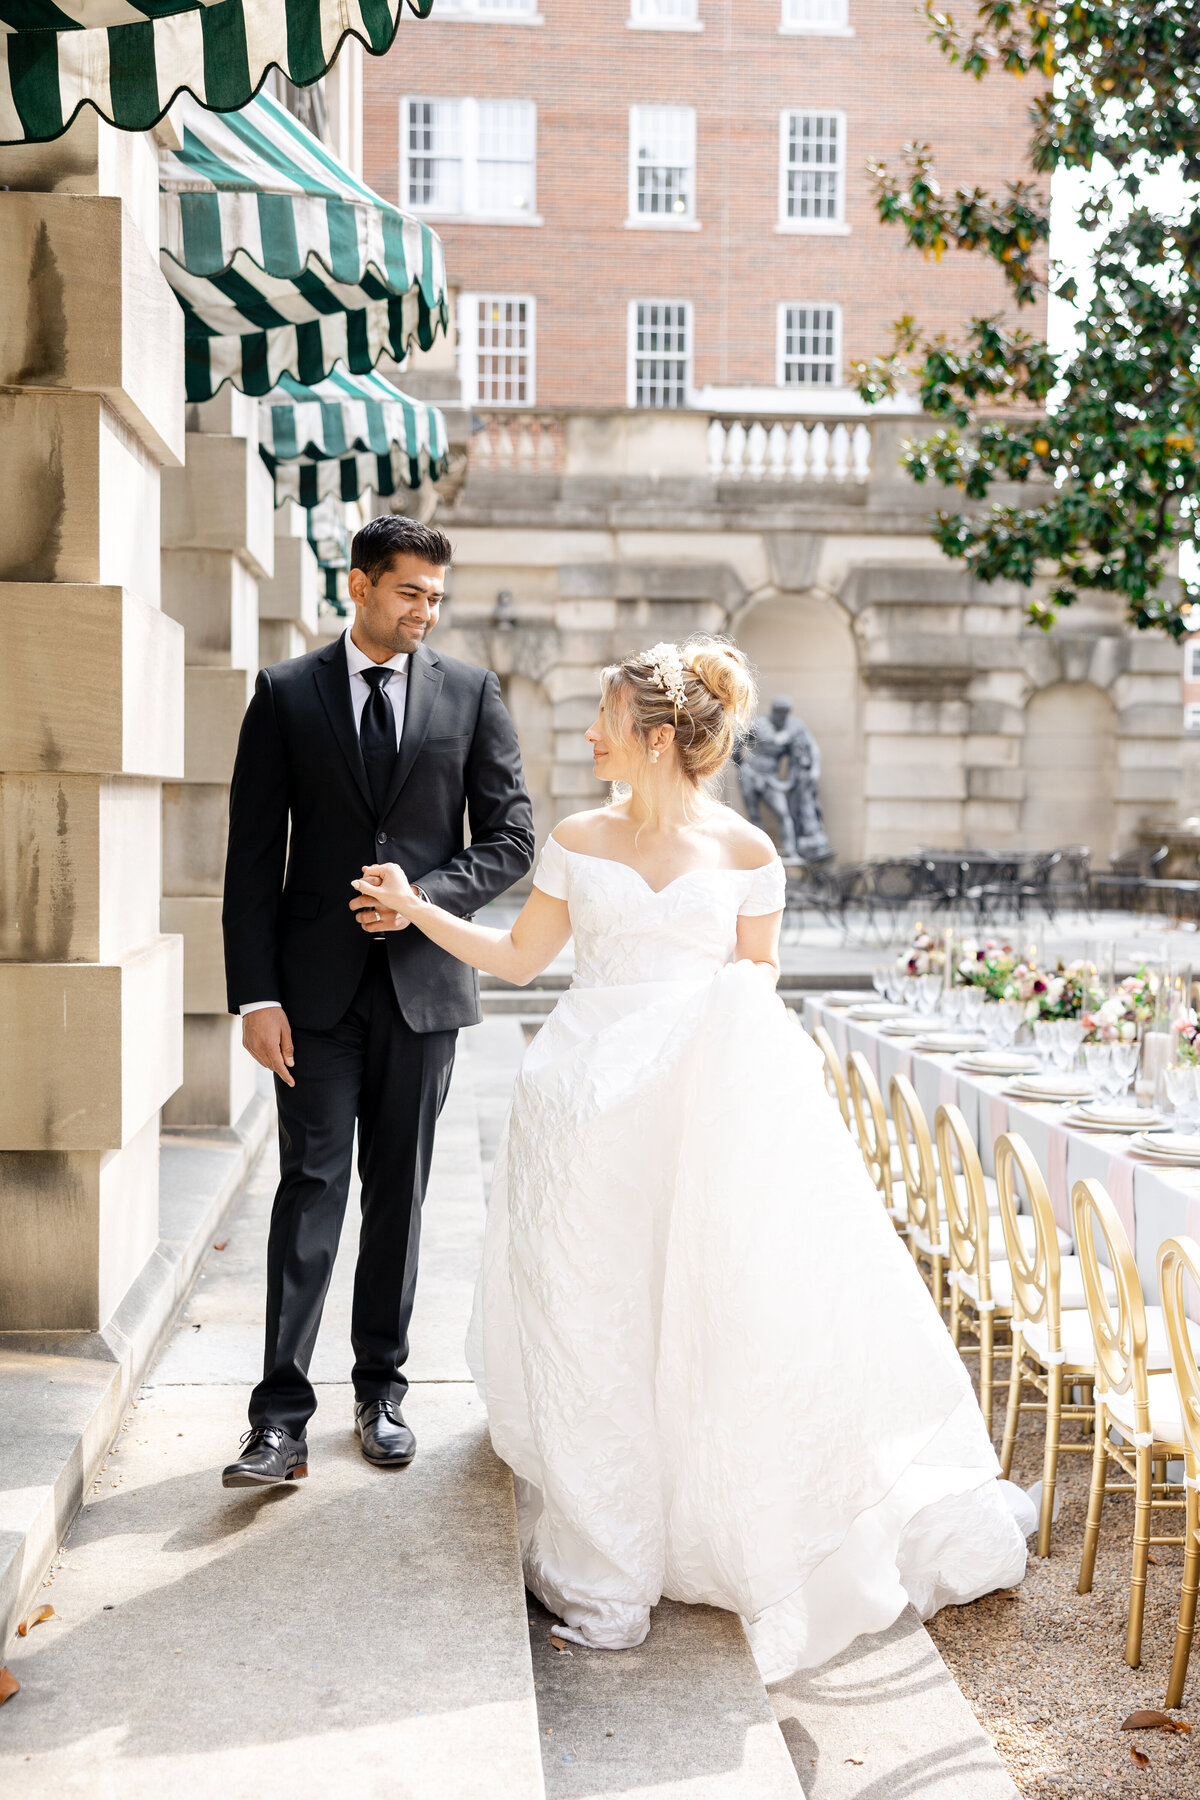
[{"xmin": 352, "ymin": 637, "xmax": 1027, "ymax": 1683}]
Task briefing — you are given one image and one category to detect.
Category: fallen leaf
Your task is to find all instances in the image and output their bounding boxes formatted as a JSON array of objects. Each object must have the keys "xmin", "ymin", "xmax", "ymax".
[
  {"xmin": 0, "ymin": 1670, "xmax": 18, "ymax": 1706},
  {"xmin": 213, "ymin": 1241, "xmax": 229, "ymax": 1251},
  {"xmin": 1131, "ymin": 1746, "xmax": 1151, "ymax": 1767},
  {"xmin": 549, "ymin": 1636, "xmax": 566, "ymax": 1651},
  {"xmin": 1122, "ymin": 1710, "xmax": 1175, "ymax": 1732},
  {"xmin": 845, "ymin": 1757, "xmax": 864, "ymax": 1765},
  {"xmin": 17, "ymin": 1605, "xmax": 54, "ymax": 1638}
]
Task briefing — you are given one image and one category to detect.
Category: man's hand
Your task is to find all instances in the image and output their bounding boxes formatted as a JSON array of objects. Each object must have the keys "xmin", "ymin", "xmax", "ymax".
[
  {"xmin": 350, "ymin": 894, "xmax": 410, "ymax": 933},
  {"xmin": 350, "ymin": 863, "xmax": 421, "ymax": 930},
  {"xmin": 242, "ymin": 1005, "xmax": 296, "ymax": 1087}
]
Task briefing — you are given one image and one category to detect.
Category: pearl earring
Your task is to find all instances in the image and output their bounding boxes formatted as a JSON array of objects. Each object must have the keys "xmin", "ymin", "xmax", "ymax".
[{"xmin": 651, "ymin": 748, "xmax": 660, "ymax": 763}]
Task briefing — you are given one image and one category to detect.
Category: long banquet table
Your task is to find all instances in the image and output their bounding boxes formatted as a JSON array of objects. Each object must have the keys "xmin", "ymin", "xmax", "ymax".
[{"xmin": 802, "ymin": 994, "xmax": 1200, "ymax": 1317}]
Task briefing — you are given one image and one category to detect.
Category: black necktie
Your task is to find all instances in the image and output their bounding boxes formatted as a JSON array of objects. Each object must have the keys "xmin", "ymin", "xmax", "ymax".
[{"xmin": 359, "ymin": 666, "xmax": 397, "ymax": 814}]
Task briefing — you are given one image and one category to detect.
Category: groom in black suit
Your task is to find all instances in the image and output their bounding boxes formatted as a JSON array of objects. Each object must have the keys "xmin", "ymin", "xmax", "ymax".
[{"xmin": 220, "ymin": 516, "xmax": 534, "ymax": 1486}]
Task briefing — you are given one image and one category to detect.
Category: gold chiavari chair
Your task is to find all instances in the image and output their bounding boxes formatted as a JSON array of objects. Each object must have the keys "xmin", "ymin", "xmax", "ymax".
[
  {"xmin": 1073, "ymin": 1180, "xmax": 1187, "ymax": 1669},
  {"xmin": 1157, "ymin": 1236, "xmax": 1200, "ymax": 1708},
  {"xmin": 847, "ymin": 1051, "xmax": 906, "ymax": 1234},
  {"xmin": 891, "ymin": 1075, "xmax": 945, "ymax": 1309},
  {"xmin": 937, "ymin": 1102, "xmax": 1013, "ymax": 1433},
  {"xmin": 995, "ymin": 1132, "xmax": 1116, "ymax": 1557},
  {"xmin": 813, "ymin": 1025, "xmax": 851, "ymax": 1128}
]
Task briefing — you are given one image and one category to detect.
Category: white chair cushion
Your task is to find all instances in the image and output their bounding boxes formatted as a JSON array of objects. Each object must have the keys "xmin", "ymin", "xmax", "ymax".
[
  {"xmin": 1023, "ymin": 1310, "xmax": 1097, "ymax": 1371},
  {"xmin": 1143, "ymin": 1304, "xmax": 1200, "ymax": 1373},
  {"xmin": 957, "ymin": 1254, "xmax": 1118, "ymax": 1316},
  {"xmin": 1103, "ymin": 1375, "xmax": 1185, "ymax": 1447}
]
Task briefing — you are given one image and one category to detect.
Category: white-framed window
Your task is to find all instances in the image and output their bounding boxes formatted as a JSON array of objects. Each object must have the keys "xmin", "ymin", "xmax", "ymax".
[
  {"xmin": 432, "ymin": 0, "xmax": 541, "ymax": 18},
  {"xmin": 778, "ymin": 109, "xmax": 847, "ymax": 233},
  {"xmin": 629, "ymin": 0, "xmax": 702, "ymax": 28},
  {"xmin": 627, "ymin": 300, "xmax": 692, "ymax": 408},
  {"xmin": 402, "ymin": 97, "xmax": 537, "ymax": 221},
  {"xmin": 459, "ymin": 294, "xmax": 536, "ymax": 405},
  {"xmin": 777, "ymin": 303, "xmax": 842, "ymax": 387},
  {"xmin": 780, "ymin": 0, "xmax": 851, "ymax": 31},
  {"xmin": 1184, "ymin": 702, "xmax": 1200, "ymax": 734},
  {"xmin": 1186, "ymin": 641, "xmax": 1200, "ymax": 683},
  {"xmin": 628, "ymin": 105, "xmax": 697, "ymax": 227}
]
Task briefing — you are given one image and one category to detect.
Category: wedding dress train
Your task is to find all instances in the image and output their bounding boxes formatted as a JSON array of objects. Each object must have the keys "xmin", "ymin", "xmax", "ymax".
[{"xmin": 466, "ymin": 837, "xmax": 1026, "ymax": 1683}]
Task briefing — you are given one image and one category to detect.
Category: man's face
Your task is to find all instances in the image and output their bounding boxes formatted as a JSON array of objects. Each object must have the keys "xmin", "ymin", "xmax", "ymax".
[
  {"xmin": 770, "ymin": 699, "xmax": 790, "ymax": 727},
  {"xmin": 349, "ymin": 553, "xmax": 445, "ymax": 656}
]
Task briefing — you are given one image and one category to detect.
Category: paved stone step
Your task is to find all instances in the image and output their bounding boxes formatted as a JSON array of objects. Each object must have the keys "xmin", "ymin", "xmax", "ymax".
[
  {"xmin": 0, "ymin": 1040, "xmax": 545, "ymax": 1800},
  {"xmin": 529, "ymin": 1596, "xmax": 803, "ymax": 1798},
  {"xmin": 771, "ymin": 1605, "xmax": 1019, "ymax": 1798}
]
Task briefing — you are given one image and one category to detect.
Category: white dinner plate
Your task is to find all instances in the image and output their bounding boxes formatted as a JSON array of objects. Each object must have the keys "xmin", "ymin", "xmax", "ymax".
[
  {"xmin": 846, "ymin": 1003, "xmax": 909, "ymax": 1021},
  {"xmin": 880, "ymin": 1021, "xmax": 926, "ymax": 1037},
  {"xmin": 1063, "ymin": 1105, "xmax": 1160, "ymax": 1134},
  {"xmin": 956, "ymin": 1052, "xmax": 1040, "ymax": 1075},
  {"xmin": 912, "ymin": 1033, "xmax": 988, "ymax": 1053},
  {"xmin": 1010, "ymin": 1074, "xmax": 1095, "ymax": 1101}
]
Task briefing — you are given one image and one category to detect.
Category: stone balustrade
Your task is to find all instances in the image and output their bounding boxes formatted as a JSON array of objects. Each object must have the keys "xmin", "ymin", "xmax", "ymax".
[
  {"xmin": 707, "ymin": 414, "xmax": 873, "ymax": 484},
  {"xmin": 466, "ymin": 406, "xmax": 874, "ymax": 486}
]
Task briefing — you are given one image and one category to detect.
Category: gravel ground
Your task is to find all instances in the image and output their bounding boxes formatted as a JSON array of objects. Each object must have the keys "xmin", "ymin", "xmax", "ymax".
[{"xmin": 927, "ymin": 1376, "xmax": 1197, "ymax": 1800}]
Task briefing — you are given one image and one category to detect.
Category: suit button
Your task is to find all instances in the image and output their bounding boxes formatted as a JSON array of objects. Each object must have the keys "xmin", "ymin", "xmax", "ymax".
[{"xmin": 377, "ymin": 832, "xmax": 387, "ymax": 845}]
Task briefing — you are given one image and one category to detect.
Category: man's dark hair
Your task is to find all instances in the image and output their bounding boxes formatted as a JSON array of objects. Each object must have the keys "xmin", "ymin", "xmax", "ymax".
[{"xmin": 351, "ymin": 515, "xmax": 454, "ymax": 586}]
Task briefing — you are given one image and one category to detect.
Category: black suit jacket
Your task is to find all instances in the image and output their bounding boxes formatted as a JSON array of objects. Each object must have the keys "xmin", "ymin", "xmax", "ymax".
[{"xmin": 222, "ymin": 636, "xmax": 535, "ymax": 1033}]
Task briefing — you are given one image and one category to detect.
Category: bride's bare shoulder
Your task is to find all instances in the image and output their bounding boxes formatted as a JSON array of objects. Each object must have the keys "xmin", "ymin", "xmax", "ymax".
[
  {"xmin": 549, "ymin": 807, "xmax": 624, "ymax": 854},
  {"xmin": 707, "ymin": 806, "xmax": 777, "ymax": 871}
]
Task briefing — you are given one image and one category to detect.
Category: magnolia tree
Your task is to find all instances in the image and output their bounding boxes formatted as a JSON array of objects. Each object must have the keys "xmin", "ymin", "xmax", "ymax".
[{"xmin": 854, "ymin": 3, "xmax": 1200, "ymax": 638}]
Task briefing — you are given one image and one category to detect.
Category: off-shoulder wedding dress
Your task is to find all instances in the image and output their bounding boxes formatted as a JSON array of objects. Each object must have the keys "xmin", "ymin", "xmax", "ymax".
[{"xmin": 466, "ymin": 837, "xmax": 1026, "ymax": 1682}]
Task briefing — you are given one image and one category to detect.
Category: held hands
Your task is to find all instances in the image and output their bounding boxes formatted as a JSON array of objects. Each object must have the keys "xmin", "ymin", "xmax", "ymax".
[{"xmin": 350, "ymin": 863, "xmax": 421, "ymax": 933}]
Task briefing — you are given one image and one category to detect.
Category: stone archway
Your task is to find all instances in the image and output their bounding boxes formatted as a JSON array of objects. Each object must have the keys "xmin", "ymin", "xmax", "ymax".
[
  {"xmin": 734, "ymin": 593, "xmax": 865, "ymax": 861},
  {"xmin": 1020, "ymin": 682, "xmax": 1118, "ymax": 860}
]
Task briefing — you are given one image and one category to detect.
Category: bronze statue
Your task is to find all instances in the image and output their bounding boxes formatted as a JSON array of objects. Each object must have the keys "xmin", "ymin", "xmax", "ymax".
[{"xmin": 735, "ymin": 696, "xmax": 832, "ymax": 862}]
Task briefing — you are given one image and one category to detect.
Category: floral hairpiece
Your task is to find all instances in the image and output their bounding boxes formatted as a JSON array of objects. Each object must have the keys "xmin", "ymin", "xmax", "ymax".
[{"xmin": 643, "ymin": 642, "xmax": 690, "ymax": 714}]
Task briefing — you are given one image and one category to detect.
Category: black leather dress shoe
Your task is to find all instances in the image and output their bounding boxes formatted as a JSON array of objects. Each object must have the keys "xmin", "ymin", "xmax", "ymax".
[
  {"xmin": 354, "ymin": 1399, "xmax": 416, "ymax": 1467},
  {"xmin": 221, "ymin": 1425, "xmax": 308, "ymax": 1488}
]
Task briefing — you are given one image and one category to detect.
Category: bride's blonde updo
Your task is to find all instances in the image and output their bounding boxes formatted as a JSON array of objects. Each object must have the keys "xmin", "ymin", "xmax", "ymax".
[{"xmin": 600, "ymin": 636, "xmax": 757, "ymax": 786}]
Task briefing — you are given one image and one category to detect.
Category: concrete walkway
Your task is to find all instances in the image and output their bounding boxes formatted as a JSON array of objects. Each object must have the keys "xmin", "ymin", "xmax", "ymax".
[{"xmin": 1, "ymin": 1022, "xmax": 1019, "ymax": 1799}]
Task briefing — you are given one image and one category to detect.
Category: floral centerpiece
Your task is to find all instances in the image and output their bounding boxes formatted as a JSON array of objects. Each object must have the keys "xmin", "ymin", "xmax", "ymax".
[
  {"xmin": 1081, "ymin": 967, "xmax": 1154, "ymax": 1043},
  {"xmin": 1174, "ymin": 1011, "xmax": 1200, "ymax": 1067},
  {"xmin": 956, "ymin": 940, "xmax": 1020, "ymax": 1001},
  {"xmin": 897, "ymin": 927, "xmax": 944, "ymax": 978}
]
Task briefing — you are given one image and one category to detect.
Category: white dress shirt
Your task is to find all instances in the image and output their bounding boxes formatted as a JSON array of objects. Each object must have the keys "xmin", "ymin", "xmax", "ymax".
[{"xmin": 240, "ymin": 630, "xmax": 411, "ymax": 1017}]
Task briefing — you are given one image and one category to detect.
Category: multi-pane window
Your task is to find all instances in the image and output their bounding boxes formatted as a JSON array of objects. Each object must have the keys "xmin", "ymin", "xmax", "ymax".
[
  {"xmin": 777, "ymin": 303, "xmax": 841, "ymax": 386},
  {"xmin": 403, "ymin": 97, "xmax": 536, "ymax": 219},
  {"xmin": 781, "ymin": 0, "xmax": 849, "ymax": 27},
  {"xmin": 779, "ymin": 110, "xmax": 845, "ymax": 226},
  {"xmin": 628, "ymin": 301, "xmax": 692, "ymax": 408},
  {"xmin": 630, "ymin": 0, "xmax": 700, "ymax": 24},
  {"xmin": 629, "ymin": 105, "xmax": 696, "ymax": 223},
  {"xmin": 461, "ymin": 295, "xmax": 536, "ymax": 404}
]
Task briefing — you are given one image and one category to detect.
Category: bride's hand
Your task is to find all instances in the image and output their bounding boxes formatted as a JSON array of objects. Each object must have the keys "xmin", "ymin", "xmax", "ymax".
[{"xmin": 351, "ymin": 863, "xmax": 422, "ymax": 924}]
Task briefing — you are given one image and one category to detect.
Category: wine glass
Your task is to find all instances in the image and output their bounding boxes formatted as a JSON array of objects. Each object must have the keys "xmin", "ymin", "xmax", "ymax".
[
  {"xmin": 872, "ymin": 964, "xmax": 890, "ymax": 999},
  {"xmin": 1111, "ymin": 1038, "xmax": 1140, "ymax": 1101},
  {"xmin": 1084, "ymin": 1042, "xmax": 1116, "ymax": 1102},
  {"xmin": 1053, "ymin": 1020, "xmax": 1086, "ymax": 1075},
  {"xmin": 996, "ymin": 999, "xmax": 1025, "ymax": 1049},
  {"xmin": 916, "ymin": 973, "xmax": 943, "ymax": 1017},
  {"xmin": 959, "ymin": 987, "xmax": 986, "ymax": 1030},
  {"xmin": 1032, "ymin": 1019, "xmax": 1059, "ymax": 1069},
  {"xmin": 1165, "ymin": 1066, "xmax": 1200, "ymax": 1133}
]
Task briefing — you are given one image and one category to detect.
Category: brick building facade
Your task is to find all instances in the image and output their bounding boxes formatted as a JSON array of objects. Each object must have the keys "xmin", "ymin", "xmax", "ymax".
[
  {"xmin": 357, "ymin": 1, "xmax": 1189, "ymax": 869},
  {"xmin": 363, "ymin": 0, "xmax": 1036, "ymax": 410}
]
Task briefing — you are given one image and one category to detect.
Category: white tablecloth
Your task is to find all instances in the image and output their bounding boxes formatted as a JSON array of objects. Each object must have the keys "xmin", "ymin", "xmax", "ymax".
[{"xmin": 803, "ymin": 996, "xmax": 1200, "ymax": 1318}]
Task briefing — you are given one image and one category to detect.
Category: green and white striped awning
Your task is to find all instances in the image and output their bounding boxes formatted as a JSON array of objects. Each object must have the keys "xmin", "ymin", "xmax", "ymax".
[
  {"xmin": 306, "ymin": 498, "xmax": 350, "ymax": 611},
  {"xmin": 1, "ymin": 0, "xmax": 431, "ymax": 145},
  {"xmin": 260, "ymin": 367, "xmax": 449, "ymax": 506},
  {"xmin": 161, "ymin": 90, "xmax": 447, "ymax": 402}
]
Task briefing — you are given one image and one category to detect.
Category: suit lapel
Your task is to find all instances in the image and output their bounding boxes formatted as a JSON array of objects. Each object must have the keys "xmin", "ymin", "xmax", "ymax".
[
  {"xmin": 313, "ymin": 637, "xmax": 374, "ymax": 816},
  {"xmin": 381, "ymin": 645, "xmax": 444, "ymax": 820}
]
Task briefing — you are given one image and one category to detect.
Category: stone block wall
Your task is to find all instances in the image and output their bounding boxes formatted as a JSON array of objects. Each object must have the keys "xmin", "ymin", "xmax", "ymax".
[{"xmin": 0, "ymin": 119, "xmax": 186, "ymax": 1329}]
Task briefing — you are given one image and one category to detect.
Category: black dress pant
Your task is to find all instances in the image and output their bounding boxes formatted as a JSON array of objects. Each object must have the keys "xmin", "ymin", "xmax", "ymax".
[{"xmin": 250, "ymin": 951, "xmax": 457, "ymax": 1437}]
